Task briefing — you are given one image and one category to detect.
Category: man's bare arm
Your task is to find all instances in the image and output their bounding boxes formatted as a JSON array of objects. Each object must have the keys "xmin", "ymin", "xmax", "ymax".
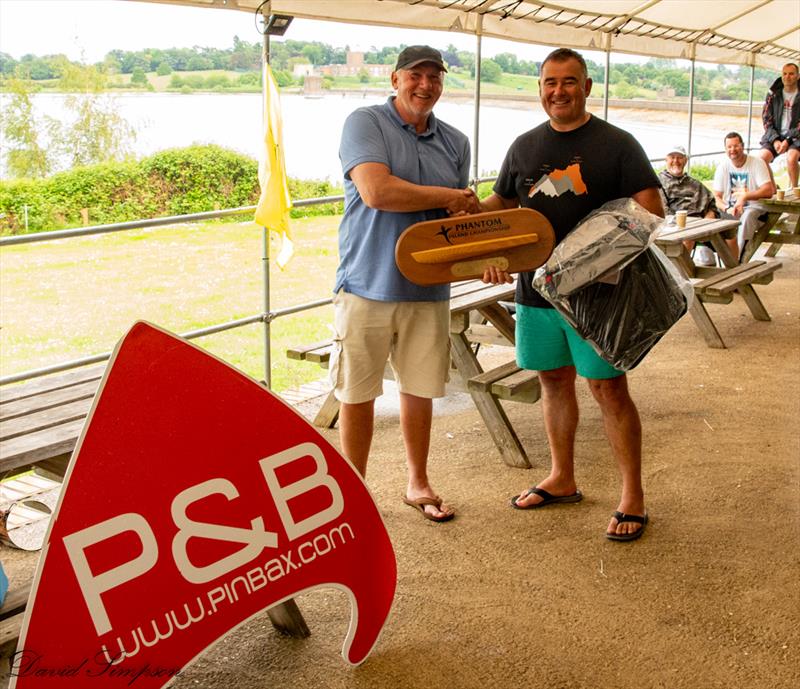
[
  {"xmin": 350, "ymin": 162, "xmax": 480, "ymax": 215},
  {"xmin": 714, "ymin": 190, "xmax": 726, "ymax": 213},
  {"xmin": 632, "ymin": 187, "xmax": 665, "ymax": 218},
  {"xmin": 731, "ymin": 180, "xmax": 774, "ymax": 215},
  {"xmin": 479, "ymin": 192, "xmax": 519, "ymax": 213},
  {"xmin": 750, "ymin": 180, "xmax": 775, "ymax": 200}
]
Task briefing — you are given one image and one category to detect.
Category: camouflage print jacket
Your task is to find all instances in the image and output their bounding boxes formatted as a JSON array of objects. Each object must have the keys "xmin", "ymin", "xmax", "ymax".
[{"xmin": 658, "ymin": 170, "xmax": 718, "ymax": 218}]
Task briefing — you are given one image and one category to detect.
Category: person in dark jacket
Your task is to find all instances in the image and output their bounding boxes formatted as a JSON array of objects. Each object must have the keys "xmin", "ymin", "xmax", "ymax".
[
  {"xmin": 758, "ymin": 63, "xmax": 799, "ymax": 189},
  {"xmin": 658, "ymin": 144, "xmax": 725, "ymax": 265}
]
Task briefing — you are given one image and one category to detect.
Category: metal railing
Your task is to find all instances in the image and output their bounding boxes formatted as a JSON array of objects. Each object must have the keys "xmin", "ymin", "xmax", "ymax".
[
  {"xmin": 0, "ymin": 147, "xmax": 738, "ymax": 387},
  {"xmin": 0, "ymin": 194, "xmax": 343, "ymax": 386}
]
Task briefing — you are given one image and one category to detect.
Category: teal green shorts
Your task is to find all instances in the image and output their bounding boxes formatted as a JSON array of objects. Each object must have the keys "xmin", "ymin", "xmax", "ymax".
[{"xmin": 515, "ymin": 305, "xmax": 624, "ymax": 380}]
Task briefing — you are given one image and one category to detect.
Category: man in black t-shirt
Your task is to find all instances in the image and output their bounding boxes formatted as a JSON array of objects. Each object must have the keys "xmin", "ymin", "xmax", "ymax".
[{"xmin": 480, "ymin": 48, "xmax": 663, "ymax": 542}]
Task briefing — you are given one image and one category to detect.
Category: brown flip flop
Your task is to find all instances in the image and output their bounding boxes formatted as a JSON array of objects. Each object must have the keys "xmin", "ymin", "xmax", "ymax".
[{"xmin": 402, "ymin": 496, "xmax": 455, "ymax": 522}]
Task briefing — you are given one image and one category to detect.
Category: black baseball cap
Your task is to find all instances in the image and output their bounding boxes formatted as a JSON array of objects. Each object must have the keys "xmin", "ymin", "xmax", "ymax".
[{"xmin": 395, "ymin": 45, "xmax": 448, "ymax": 72}]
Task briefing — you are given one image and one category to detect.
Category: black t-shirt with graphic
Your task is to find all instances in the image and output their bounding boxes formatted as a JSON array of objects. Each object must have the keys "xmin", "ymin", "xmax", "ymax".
[{"xmin": 494, "ymin": 115, "xmax": 660, "ymax": 308}]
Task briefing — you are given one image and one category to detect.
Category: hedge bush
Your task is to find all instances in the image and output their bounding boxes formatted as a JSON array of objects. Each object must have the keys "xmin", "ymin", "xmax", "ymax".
[
  {"xmin": 686, "ymin": 161, "xmax": 716, "ymax": 181},
  {"xmin": 0, "ymin": 145, "xmax": 344, "ymax": 235}
]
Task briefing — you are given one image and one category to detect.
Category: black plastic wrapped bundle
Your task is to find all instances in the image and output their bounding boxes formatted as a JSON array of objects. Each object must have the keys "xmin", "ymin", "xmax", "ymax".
[
  {"xmin": 533, "ymin": 199, "xmax": 693, "ymax": 371},
  {"xmin": 542, "ymin": 209, "xmax": 652, "ymax": 296}
]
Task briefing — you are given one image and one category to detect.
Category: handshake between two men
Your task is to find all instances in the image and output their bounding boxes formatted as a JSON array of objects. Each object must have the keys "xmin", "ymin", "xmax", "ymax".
[{"xmin": 442, "ymin": 186, "xmax": 523, "ymax": 285}]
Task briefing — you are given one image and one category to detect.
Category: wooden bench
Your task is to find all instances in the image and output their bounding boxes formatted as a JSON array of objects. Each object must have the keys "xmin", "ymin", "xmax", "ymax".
[
  {"xmin": 1, "ymin": 365, "xmax": 106, "ymax": 478},
  {"xmin": 285, "ymin": 331, "xmax": 521, "ymax": 429},
  {"xmin": 286, "ymin": 341, "xmax": 340, "ymax": 427},
  {"xmin": 285, "ymin": 280, "xmax": 540, "ymax": 468},
  {"xmin": 0, "ymin": 582, "xmax": 31, "ymax": 660},
  {"xmin": 694, "ymin": 259, "xmax": 782, "ymax": 304},
  {"xmin": 0, "ymin": 366, "xmax": 109, "ymax": 660},
  {"xmin": 286, "ymin": 341, "xmax": 334, "ymax": 368},
  {"xmin": 745, "ymin": 196, "xmax": 800, "ymax": 261},
  {"xmin": 285, "ymin": 321, "xmax": 513, "ymax": 370},
  {"xmin": 288, "ymin": 343, "xmax": 540, "ymax": 405},
  {"xmin": 467, "ymin": 361, "xmax": 541, "ymax": 404},
  {"xmin": 657, "ymin": 220, "xmax": 784, "ymax": 348}
]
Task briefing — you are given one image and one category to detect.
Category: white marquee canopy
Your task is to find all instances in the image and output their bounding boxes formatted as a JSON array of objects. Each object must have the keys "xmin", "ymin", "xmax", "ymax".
[{"xmin": 135, "ymin": 0, "xmax": 799, "ymax": 70}]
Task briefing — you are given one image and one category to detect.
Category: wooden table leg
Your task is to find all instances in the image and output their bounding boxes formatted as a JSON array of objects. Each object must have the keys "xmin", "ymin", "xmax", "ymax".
[
  {"xmin": 741, "ymin": 211, "xmax": 781, "ymax": 262},
  {"xmin": 477, "ymin": 302, "xmax": 516, "ymax": 344},
  {"xmin": 708, "ymin": 234, "xmax": 738, "ymax": 268},
  {"xmin": 735, "ymin": 285, "xmax": 771, "ymax": 321},
  {"xmin": 686, "ymin": 300, "xmax": 727, "ymax": 349},
  {"xmin": 708, "ymin": 234, "xmax": 771, "ymax": 322},
  {"xmin": 313, "ymin": 389, "xmax": 340, "ymax": 428},
  {"xmin": 664, "ymin": 251, "xmax": 727, "ymax": 349},
  {"xmin": 449, "ymin": 319, "xmax": 531, "ymax": 469},
  {"xmin": 267, "ymin": 599, "xmax": 311, "ymax": 637}
]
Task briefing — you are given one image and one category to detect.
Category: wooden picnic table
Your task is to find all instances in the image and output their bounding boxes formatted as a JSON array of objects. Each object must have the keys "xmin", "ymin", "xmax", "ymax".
[
  {"xmin": 289, "ymin": 280, "xmax": 541, "ymax": 469},
  {"xmin": 448, "ymin": 279, "xmax": 539, "ymax": 469},
  {"xmin": 655, "ymin": 216, "xmax": 782, "ymax": 348},
  {"xmin": 0, "ymin": 365, "xmax": 105, "ymax": 477},
  {"xmin": 743, "ymin": 190, "xmax": 800, "ymax": 262}
]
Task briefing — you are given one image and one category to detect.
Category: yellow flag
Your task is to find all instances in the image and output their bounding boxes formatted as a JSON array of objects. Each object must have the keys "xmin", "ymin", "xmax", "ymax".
[{"xmin": 255, "ymin": 64, "xmax": 294, "ymax": 268}]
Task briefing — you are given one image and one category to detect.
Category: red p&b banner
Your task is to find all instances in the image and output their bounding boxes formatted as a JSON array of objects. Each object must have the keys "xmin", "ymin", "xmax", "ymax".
[{"xmin": 11, "ymin": 322, "xmax": 397, "ymax": 688}]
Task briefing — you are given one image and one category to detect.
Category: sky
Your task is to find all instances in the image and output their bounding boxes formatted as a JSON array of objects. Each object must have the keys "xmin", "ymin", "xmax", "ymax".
[{"xmin": 0, "ymin": 0, "xmax": 569, "ymax": 65}]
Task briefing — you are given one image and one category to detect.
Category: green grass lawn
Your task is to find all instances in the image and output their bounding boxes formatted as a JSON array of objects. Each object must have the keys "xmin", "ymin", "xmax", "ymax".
[{"xmin": 0, "ymin": 214, "xmax": 342, "ymax": 392}]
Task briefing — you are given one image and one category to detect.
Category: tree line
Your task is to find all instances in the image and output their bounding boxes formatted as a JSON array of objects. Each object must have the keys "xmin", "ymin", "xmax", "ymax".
[
  {"xmin": 2, "ymin": 61, "xmax": 135, "ymax": 180},
  {"xmin": 0, "ymin": 145, "xmax": 345, "ymax": 236},
  {"xmin": 1, "ymin": 37, "xmax": 780, "ymax": 182},
  {"xmin": 1, "ymin": 38, "xmax": 776, "ymax": 100}
]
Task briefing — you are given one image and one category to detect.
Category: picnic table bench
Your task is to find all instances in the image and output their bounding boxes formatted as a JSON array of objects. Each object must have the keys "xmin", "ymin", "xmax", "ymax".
[
  {"xmin": 287, "ymin": 280, "xmax": 540, "ymax": 468},
  {"xmin": 744, "ymin": 190, "xmax": 800, "ymax": 261},
  {"xmin": 1, "ymin": 365, "xmax": 105, "ymax": 479},
  {"xmin": 0, "ymin": 581, "xmax": 31, "ymax": 659},
  {"xmin": 655, "ymin": 217, "xmax": 782, "ymax": 348}
]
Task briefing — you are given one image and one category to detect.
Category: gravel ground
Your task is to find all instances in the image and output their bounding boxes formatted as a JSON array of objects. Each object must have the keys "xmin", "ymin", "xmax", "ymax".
[{"xmin": 2, "ymin": 246, "xmax": 798, "ymax": 689}]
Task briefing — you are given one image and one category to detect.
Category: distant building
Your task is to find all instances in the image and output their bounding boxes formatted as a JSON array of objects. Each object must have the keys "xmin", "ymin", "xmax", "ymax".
[
  {"xmin": 292, "ymin": 63, "xmax": 314, "ymax": 78},
  {"xmin": 319, "ymin": 51, "xmax": 392, "ymax": 78}
]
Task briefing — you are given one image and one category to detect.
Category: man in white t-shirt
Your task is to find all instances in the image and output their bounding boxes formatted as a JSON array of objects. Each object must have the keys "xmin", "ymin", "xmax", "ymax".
[
  {"xmin": 758, "ymin": 63, "xmax": 799, "ymax": 188},
  {"xmin": 714, "ymin": 131, "xmax": 774, "ymax": 259}
]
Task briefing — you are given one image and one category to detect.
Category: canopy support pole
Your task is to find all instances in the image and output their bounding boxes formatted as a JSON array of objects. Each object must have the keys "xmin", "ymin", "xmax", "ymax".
[
  {"xmin": 687, "ymin": 53, "xmax": 696, "ymax": 171},
  {"xmin": 261, "ymin": 11, "xmax": 272, "ymax": 389},
  {"xmin": 256, "ymin": 11, "xmax": 309, "ymax": 642},
  {"xmin": 746, "ymin": 62, "xmax": 756, "ymax": 150},
  {"xmin": 603, "ymin": 48, "xmax": 611, "ymax": 120},
  {"xmin": 471, "ymin": 15, "xmax": 483, "ymax": 189}
]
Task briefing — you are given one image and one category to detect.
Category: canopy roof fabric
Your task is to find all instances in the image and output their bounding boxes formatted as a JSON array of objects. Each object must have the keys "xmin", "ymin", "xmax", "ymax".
[{"xmin": 137, "ymin": 0, "xmax": 799, "ymax": 70}]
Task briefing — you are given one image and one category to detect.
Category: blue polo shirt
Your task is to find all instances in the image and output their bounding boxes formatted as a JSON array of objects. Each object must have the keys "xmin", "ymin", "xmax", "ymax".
[{"xmin": 334, "ymin": 97, "xmax": 471, "ymax": 302}]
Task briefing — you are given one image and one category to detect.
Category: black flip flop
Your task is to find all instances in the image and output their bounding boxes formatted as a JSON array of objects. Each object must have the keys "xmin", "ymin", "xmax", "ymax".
[
  {"xmin": 510, "ymin": 487, "xmax": 583, "ymax": 510},
  {"xmin": 606, "ymin": 511, "xmax": 649, "ymax": 541}
]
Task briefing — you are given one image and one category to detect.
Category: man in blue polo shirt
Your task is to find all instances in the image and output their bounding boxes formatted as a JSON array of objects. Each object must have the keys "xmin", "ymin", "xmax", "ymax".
[{"xmin": 331, "ymin": 45, "xmax": 478, "ymax": 522}]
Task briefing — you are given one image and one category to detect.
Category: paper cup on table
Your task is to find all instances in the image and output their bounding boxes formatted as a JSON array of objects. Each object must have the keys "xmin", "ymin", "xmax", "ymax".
[
  {"xmin": 776, "ymin": 189, "xmax": 785, "ymax": 200},
  {"xmin": 675, "ymin": 210, "xmax": 688, "ymax": 228}
]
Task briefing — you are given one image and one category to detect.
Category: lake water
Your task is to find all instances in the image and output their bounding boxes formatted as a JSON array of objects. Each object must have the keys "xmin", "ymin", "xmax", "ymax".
[{"xmin": 2, "ymin": 92, "xmax": 732, "ymax": 181}]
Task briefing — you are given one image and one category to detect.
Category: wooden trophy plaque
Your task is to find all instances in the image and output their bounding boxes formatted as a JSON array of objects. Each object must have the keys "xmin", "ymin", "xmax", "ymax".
[{"xmin": 395, "ymin": 208, "xmax": 555, "ymax": 285}]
